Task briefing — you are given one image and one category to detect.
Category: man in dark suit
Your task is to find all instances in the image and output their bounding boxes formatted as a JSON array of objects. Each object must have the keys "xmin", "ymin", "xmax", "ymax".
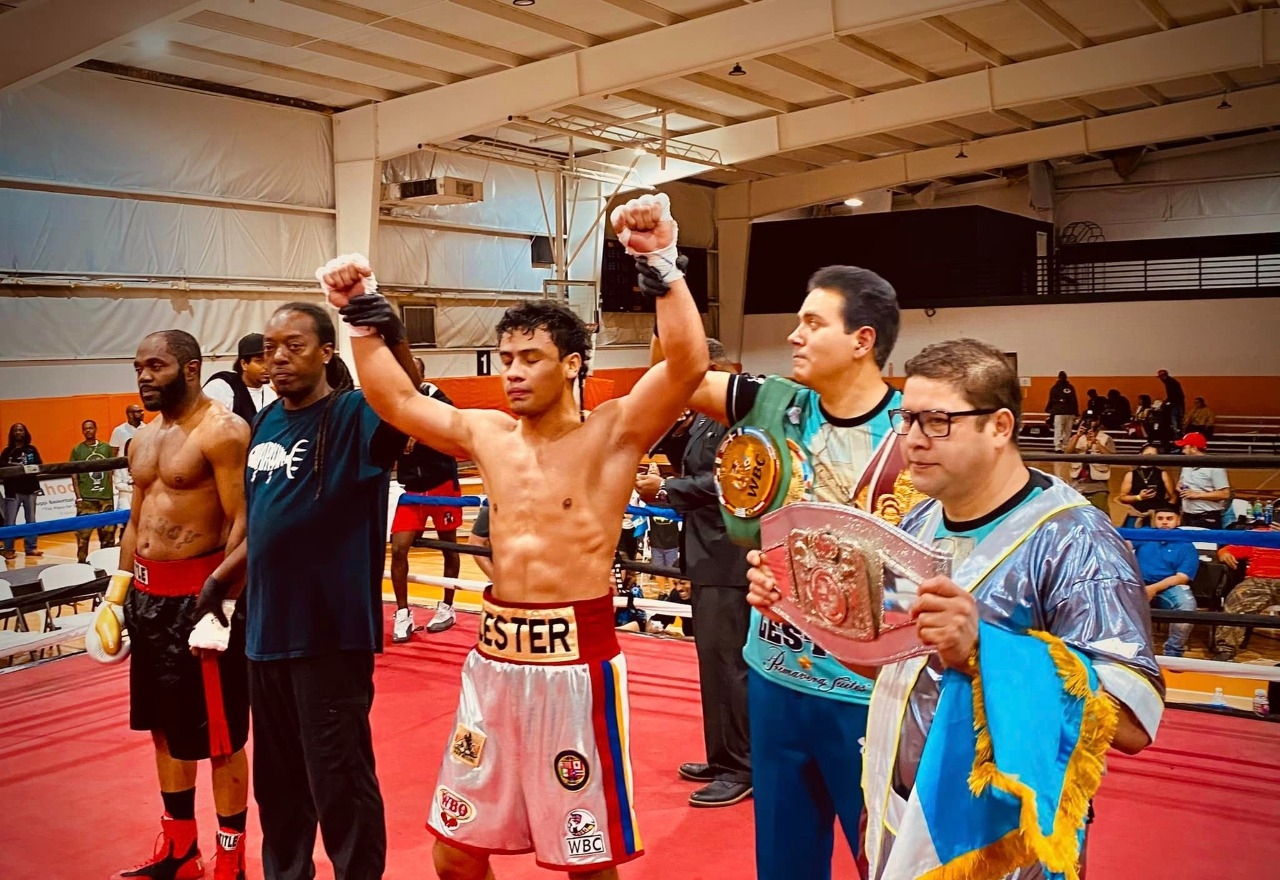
[{"xmin": 637, "ymin": 338, "xmax": 752, "ymax": 808}]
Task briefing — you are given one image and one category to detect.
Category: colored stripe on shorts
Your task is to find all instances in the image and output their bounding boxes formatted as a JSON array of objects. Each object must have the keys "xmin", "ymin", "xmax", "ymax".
[{"xmin": 593, "ymin": 656, "xmax": 641, "ymax": 856}]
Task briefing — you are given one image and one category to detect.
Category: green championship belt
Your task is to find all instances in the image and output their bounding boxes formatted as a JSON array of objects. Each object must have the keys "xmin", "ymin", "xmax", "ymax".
[{"xmin": 715, "ymin": 377, "xmax": 807, "ymax": 547}]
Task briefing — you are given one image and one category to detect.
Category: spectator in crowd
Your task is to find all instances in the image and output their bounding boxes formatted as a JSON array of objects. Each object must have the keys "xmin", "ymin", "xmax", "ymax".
[
  {"xmin": 640, "ymin": 472, "xmax": 682, "ymax": 600},
  {"xmin": 1158, "ymin": 369, "xmax": 1185, "ymax": 430},
  {"xmin": 648, "ymin": 579, "xmax": 693, "ymax": 637},
  {"xmin": 1148, "ymin": 399, "xmax": 1177, "ymax": 451},
  {"xmin": 1045, "ymin": 370, "xmax": 1079, "ymax": 452},
  {"xmin": 1132, "ymin": 394, "xmax": 1154, "ymax": 437},
  {"xmin": 616, "ymin": 490, "xmax": 642, "ymax": 591},
  {"xmin": 1084, "ymin": 388, "xmax": 1103, "ymax": 421},
  {"xmin": 389, "ymin": 361, "xmax": 462, "ymax": 641},
  {"xmin": 70, "ymin": 419, "xmax": 116, "ymax": 564},
  {"xmin": 637, "ymin": 337, "xmax": 752, "ymax": 808},
  {"xmin": 1066, "ymin": 420, "xmax": 1116, "ymax": 515},
  {"xmin": 1101, "ymin": 388, "xmax": 1132, "ymax": 431},
  {"xmin": 1175, "ymin": 432, "xmax": 1230, "ymax": 528},
  {"xmin": 1184, "ymin": 396, "xmax": 1215, "ymax": 438},
  {"xmin": 1, "ymin": 423, "xmax": 43, "ymax": 561},
  {"xmin": 204, "ymin": 333, "xmax": 277, "ymax": 423},
  {"xmin": 109, "ymin": 403, "xmax": 145, "ymax": 512},
  {"xmin": 1118, "ymin": 443, "xmax": 1177, "ymax": 527},
  {"xmin": 1213, "ymin": 525, "xmax": 1280, "ymax": 661},
  {"xmin": 1132, "ymin": 507, "xmax": 1200, "ymax": 657}
]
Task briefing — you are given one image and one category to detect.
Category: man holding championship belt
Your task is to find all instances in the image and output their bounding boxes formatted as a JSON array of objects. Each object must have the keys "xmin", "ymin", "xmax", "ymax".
[
  {"xmin": 650, "ymin": 265, "xmax": 922, "ymax": 879},
  {"xmin": 749, "ymin": 339, "xmax": 1162, "ymax": 879},
  {"xmin": 328, "ymin": 192, "xmax": 707, "ymax": 879},
  {"xmin": 88, "ymin": 330, "xmax": 252, "ymax": 880}
]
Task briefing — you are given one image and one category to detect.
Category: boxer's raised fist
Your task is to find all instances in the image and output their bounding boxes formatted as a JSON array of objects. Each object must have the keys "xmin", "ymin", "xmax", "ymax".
[
  {"xmin": 316, "ymin": 253, "xmax": 377, "ymax": 309},
  {"xmin": 611, "ymin": 193, "xmax": 683, "ymax": 283},
  {"xmin": 611, "ymin": 193, "xmax": 676, "ymax": 255}
]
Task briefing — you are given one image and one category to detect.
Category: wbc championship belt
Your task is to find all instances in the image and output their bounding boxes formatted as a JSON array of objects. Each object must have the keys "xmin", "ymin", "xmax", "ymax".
[{"xmin": 759, "ymin": 502, "xmax": 952, "ymax": 666}]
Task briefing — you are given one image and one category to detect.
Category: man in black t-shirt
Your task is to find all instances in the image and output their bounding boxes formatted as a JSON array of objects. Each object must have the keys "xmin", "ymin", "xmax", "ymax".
[
  {"xmin": 390, "ymin": 363, "xmax": 462, "ymax": 641},
  {"xmin": 244, "ymin": 301, "xmax": 410, "ymax": 880}
]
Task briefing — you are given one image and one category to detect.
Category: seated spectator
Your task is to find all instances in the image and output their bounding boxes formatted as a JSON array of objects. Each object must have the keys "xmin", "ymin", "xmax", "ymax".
[
  {"xmin": 1118, "ymin": 443, "xmax": 1176, "ymax": 528},
  {"xmin": 1133, "ymin": 394, "xmax": 1154, "ymax": 425},
  {"xmin": 1100, "ymin": 388, "xmax": 1132, "ymax": 431},
  {"xmin": 1147, "ymin": 399, "xmax": 1177, "ymax": 451},
  {"xmin": 1176, "ymin": 433, "xmax": 1230, "ymax": 528},
  {"xmin": 1212, "ymin": 525, "xmax": 1280, "ymax": 662},
  {"xmin": 1066, "ymin": 421, "xmax": 1115, "ymax": 515},
  {"xmin": 649, "ymin": 580, "xmax": 694, "ymax": 638},
  {"xmin": 1184, "ymin": 396, "xmax": 1215, "ymax": 439},
  {"xmin": 1131, "ymin": 507, "xmax": 1199, "ymax": 657},
  {"xmin": 1083, "ymin": 388, "xmax": 1103, "ymax": 422}
]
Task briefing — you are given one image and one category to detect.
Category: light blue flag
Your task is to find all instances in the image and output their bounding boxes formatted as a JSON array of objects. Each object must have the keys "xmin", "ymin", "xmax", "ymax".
[{"xmin": 912, "ymin": 620, "xmax": 1116, "ymax": 880}]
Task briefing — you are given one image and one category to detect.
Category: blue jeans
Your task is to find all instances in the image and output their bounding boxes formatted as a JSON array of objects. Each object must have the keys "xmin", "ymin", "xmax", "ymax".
[
  {"xmin": 2, "ymin": 492, "xmax": 38, "ymax": 553},
  {"xmin": 749, "ymin": 671, "xmax": 868, "ymax": 880},
  {"xmin": 1151, "ymin": 584, "xmax": 1197, "ymax": 656}
]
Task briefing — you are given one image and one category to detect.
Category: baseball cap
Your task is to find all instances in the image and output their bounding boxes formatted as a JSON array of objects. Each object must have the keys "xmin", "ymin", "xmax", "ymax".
[
  {"xmin": 237, "ymin": 333, "xmax": 265, "ymax": 359},
  {"xmin": 1174, "ymin": 432, "xmax": 1207, "ymax": 449}
]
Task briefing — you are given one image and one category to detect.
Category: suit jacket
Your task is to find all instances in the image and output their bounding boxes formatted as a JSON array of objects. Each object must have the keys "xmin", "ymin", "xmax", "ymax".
[{"xmin": 662, "ymin": 414, "xmax": 750, "ymax": 588}]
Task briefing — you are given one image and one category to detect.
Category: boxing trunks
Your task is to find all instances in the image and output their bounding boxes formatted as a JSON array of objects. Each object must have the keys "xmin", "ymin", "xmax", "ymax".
[
  {"xmin": 427, "ymin": 589, "xmax": 643, "ymax": 871},
  {"xmin": 125, "ymin": 550, "xmax": 249, "ymax": 761}
]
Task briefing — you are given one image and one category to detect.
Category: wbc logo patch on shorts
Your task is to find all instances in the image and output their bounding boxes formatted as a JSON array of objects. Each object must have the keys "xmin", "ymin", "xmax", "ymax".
[
  {"xmin": 435, "ymin": 786, "xmax": 476, "ymax": 833},
  {"xmin": 563, "ymin": 809, "xmax": 605, "ymax": 858},
  {"xmin": 554, "ymin": 750, "xmax": 590, "ymax": 792}
]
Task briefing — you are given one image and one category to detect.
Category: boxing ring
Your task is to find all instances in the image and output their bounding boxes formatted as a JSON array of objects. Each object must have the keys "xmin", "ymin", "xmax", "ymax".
[{"xmin": 1, "ymin": 456, "xmax": 1279, "ymax": 878}]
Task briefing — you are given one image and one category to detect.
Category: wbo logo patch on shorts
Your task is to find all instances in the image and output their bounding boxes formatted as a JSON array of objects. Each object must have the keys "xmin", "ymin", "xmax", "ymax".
[
  {"xmin": 563, "ymin": 809, "xmax": 605, "ymax": 858},
  {"xmin": 435, "ymin": 786, "xmax": 476, "ymax": 832}
]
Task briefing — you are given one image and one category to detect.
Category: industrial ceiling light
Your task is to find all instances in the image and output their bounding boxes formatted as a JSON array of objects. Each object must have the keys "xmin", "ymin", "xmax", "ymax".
[
  {"xmin": 955, "ymin": 142, "xmax": 968, "ymax": 159},
  {"xmin": 1217, "ymin": 92, "xmax": 1232, "ymax": 110},
  {"xmin": 729, "ymin": 63, "xmax": 746, "ymax": 77},
  {"xmin": 513, "ymin": 0, "xmax": 535, "ymax": 6},
  {"xmin": 844, "ymin": 197, "xmax": 864, "ymax": 207}
]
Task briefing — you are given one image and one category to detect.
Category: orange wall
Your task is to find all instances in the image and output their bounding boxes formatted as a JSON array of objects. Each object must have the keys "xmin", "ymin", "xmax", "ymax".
[{"xmin": 0, "ymin": 394, "xmax": 153, "ymax": 461}]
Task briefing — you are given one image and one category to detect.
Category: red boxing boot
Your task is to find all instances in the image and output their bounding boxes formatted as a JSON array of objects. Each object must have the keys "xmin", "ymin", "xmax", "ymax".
[
  {"xmin": 213, "ymin": 827, "xmax": 247, "ymax": 880},
  {"xmin": 111, "ymin": 814, "xmax": 203, "ymax": 880}
]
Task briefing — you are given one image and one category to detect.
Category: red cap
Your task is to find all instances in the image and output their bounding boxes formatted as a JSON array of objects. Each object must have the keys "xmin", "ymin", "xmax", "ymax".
[{"xmin": 1175, "ymin": 432, "xmax": 1207, "ymax": 449}]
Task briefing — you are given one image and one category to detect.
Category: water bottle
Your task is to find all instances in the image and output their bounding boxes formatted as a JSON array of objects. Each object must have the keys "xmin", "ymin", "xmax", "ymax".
[
  {"xmin": 1266, "ymin": 501, "xmax": 1274, "ymax": 526},
  {"xmin": 1253, "ymin": 688, "xmax": 1270, "ymax": 717},
  {"xmin": 1210, "ymin": 687, "xmax": 1228, "ymax": 708},
  {"xmin": 1253, "ymin": 500, "xmax": 1264, "ymax": 521}
]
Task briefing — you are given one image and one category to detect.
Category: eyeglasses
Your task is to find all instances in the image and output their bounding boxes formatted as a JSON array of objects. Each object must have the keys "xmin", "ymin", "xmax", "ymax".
[{"xmin": 888, "ymin": 408, "xmax": 1000, "ymax": 438}]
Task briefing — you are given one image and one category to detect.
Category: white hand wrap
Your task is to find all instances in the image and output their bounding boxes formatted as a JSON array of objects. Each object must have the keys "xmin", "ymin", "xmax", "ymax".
[
  {"xmin": 188, "ymin": 601, "xmax": 238, "ymax": 653},
  {"xmin": 316, "ymin": 253, "xmax": 380, "ymax": 335},
  {"xmin": 611, "ymin": 193, "xmax": 683, "ymax": 284}
]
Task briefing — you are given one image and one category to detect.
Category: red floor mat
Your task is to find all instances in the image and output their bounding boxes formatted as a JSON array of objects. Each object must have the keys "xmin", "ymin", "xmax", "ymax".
[{"xmin": 0, "ymin": 608, "xmax": 1276, "ymax": 879}]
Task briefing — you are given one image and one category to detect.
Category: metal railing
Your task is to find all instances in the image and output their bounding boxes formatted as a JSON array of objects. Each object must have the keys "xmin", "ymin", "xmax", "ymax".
[{"xmin": 1038, "ymin": 253, "xmax": 1280, "ymax": 297}]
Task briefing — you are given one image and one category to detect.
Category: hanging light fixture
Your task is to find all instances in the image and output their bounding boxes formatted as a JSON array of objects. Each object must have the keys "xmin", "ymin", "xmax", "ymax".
[
  {"xmin": 844, "ymin": 197, "xmax": 864, "ymax": 207},
  {"xmin": 1217, "ymin": 92, "xmax": 1232, "ymax": 110},
  {"xmin": 729, "ymin": 63, "xmax": 747, "ymax": 77},
  {"xmin": 955, "ymin": 142, "xmax": 968, "ymax": 159},
  {"xmin": 513, "ymin": 0, "xmax": 535, "ymax": 6}
]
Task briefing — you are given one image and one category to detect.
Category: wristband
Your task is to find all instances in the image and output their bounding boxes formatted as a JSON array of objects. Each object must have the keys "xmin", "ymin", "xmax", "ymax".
[{"xmin": 107, "ymin": 571, "xmax": 132, "ymax": 605}]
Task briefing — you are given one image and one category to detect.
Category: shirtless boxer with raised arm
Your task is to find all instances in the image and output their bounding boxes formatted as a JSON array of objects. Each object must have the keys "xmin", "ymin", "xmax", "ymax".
[
  {"xmin": 88, "ymin": 329, "xmax": 252, "ymax": 880},
  {"xmin": 322, "ymin": 194, "xmax": 706, "ymax": 880}
]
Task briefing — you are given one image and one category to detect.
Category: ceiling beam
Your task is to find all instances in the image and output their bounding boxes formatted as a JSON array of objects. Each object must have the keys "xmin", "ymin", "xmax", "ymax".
[
  {"xmin": 994, "ymin": 107, "xmax": 1038, "ymax": 129},
  {"xmin": 1228, "ymin": 0, "xmax": 1247, "ymax": 13},
  {"xmin": 160, "ymin": 40, "xmax": 401, "ymax": 101},
  {"xmin": 617, "ymin": 90, "xmax": 739, "ymax": 127},
  {"xmin": 921, "ymin": 15, "xmax": 1012, "ymax": 66},
  {"xmin": 446, "ymin": 0, "xmax": 605, "ymax": 48},
  {"xmin": 719, "ymin": 82, "xmax": 1280, "ymax": 218},
  {"xmin": 594, "ymin": 0, "xmax": 682, "ymax": 27},
  {"xmin": 1015, "ymin": 0, "xmax": 1093, "ymax": 49},
  {"xmin": 1133, "ymin": 0, "xmax": 1177, "ymax": 31},
  {"xmin": 864, "ymin": 132, "xmax": 923, "ymax": 152},
  {"xmin": 834, "ymin": 33, "xmax": 938, "ymax": 82},
  {"xmin": 755, "ymin": 54, "xmax": 869, "ymax": 98},
  {"xmin": 582, "ymin": 10, "xmax": 1277, "ymax": 186},
  {"xmin": 1063, "ymin": 96, "xmax": 1102, "ymax": 118},
  {"xmin": 931, "ymin": 120, "xmax": 979, "ymax": 139},
  {"xmin": 278, "ymin": 0, "xmax": 528, "ymax": 68},
  {"xmin": 1137, "ymin": 84, "xmax": 1170, "ymax": 105},
  {"xmin": 0, "ymin": 0, "xmax": 206, "ymax": 95},
  {"xmin": 1213, "ymin": 72, "xmax": 1240, "ymax": 91},
  {"xmin": 350, "ymin": 0, "xmax": 1006, "ymax": 161},
  {"xmin": 682, "ymin": 72, "xmax": 802, "ymax": 113},
  {"xmin": 184, "ymin": 10, "xmax": 465, "ymax": 85}
]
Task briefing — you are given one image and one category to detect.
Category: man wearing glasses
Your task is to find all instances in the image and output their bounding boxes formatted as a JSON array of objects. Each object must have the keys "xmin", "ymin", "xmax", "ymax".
[
  {"xmin": 747, "ymin": 338, "xmax": 1162, "ymax": 878},
  {"xmin": 651, "ymin": 265, "xmax": 923, "ymax": 877}
]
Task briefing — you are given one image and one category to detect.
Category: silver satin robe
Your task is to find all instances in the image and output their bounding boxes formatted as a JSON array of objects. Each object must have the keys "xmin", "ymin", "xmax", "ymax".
[{"xmin": 865, "ymin": 471, "xmax": 1165, "ymax": 880}]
